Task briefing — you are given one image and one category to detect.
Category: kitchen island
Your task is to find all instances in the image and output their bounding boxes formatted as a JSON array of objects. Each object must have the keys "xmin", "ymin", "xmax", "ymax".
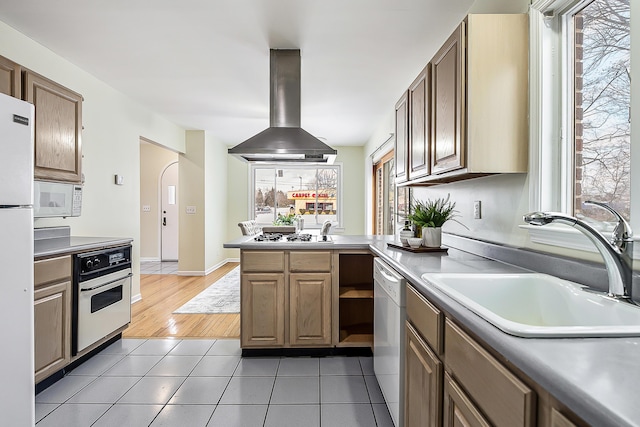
[{"xmin": 225, "ymin": 233, "xmax": 640, "ymax": 426}]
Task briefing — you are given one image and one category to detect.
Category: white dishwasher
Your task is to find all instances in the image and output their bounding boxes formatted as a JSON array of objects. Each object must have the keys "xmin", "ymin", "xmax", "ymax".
[{"xmin": 373, "ymin": 257, "xmax": 406, "ymax": 427}]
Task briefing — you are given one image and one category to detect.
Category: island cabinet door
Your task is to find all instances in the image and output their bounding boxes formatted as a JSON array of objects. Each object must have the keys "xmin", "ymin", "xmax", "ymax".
[
  {"xmin": 289, "ymin": 273, "xmax": 332, "ymax": 346},
  {"xmin": 241, "ymin": 273, "xmax": 285, "ymax": 347}
]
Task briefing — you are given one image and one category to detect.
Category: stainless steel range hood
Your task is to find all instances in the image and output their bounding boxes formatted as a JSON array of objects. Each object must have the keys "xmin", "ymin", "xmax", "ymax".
[{"xmin": 228, "ymin": 49, "xmax": 337, "ymax": 163}]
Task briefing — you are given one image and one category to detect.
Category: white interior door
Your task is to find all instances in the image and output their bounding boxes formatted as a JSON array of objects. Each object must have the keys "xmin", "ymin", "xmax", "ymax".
[{"xmin": 161, "ymin": 162, "xmax": 179, "ymax": 261}]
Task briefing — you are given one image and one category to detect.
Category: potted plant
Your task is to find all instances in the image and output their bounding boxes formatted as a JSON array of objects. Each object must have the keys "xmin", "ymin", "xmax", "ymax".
[{"xmin": 407, "ymin": 195, "xmax": 457, "ymax": 247}]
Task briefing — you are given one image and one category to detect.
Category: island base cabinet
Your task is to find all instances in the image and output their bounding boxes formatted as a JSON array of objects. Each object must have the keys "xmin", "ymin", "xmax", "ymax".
[
  {"xmin": 241, "ymin": 273, "xmax": 285, "ymax": 347},
  {"xmin": 443, "ymin": 372, "xmax": 491, "ymax": 427},
  {"xmin": 290, "ymin": 273, "xmax": 332, "ymax": 346},
  {"xmin": 405, "ymin": 322, "xmax": 442, "ymax": 427}
]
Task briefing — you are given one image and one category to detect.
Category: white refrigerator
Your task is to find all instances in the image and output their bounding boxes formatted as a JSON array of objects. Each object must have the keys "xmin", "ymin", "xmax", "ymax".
[{"xmin": 0, "ymin": 92, "xmax": 35, "ymax": 426}]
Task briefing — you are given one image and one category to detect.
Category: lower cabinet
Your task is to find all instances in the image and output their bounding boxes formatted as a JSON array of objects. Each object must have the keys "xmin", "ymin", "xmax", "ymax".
[
  {"xmin": 406, "ymin": 283, "xmax": 588, "ymax": 427},
  {"xmin": 405, "ymin": 322, "xmax": 442, "ymax": 427},
  {"xmin": 240, "ymin": 250, "xmax": 334, "ymax": 348},
  {"xmin": 443, "ymin": 372, "xmax": 490, "ymax": 427},
  {"xmin": 241, "ymin": 273, "xmax": 285, "ymax": 347},
  {"xmin": 34, "ymin": 255, "xmax": 72, "ymax": 383},
  {"xmin": 290, "ymin": 272, "xmax": 332, "ymax": 346},
  {"xmin": 444, "ymin": 319, "xmax": 535, "ymax": 427}
]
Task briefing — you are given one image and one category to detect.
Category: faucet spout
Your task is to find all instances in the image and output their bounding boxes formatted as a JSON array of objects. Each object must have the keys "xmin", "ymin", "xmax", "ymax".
[{"xmin": 523, "ymin": 205, "xmax": 634, "ymax": 301}]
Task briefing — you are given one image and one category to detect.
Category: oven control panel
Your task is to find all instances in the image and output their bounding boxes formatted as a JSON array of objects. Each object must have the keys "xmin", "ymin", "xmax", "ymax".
[{"xmin": 76, "ymin": 245, "xmax": 132, "ymax": 276}]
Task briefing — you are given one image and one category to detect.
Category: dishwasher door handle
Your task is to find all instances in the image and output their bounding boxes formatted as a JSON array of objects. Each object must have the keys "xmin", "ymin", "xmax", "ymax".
[{"xmin": 378, "ymin": 267, "xmax": 402, "ymax": 284}]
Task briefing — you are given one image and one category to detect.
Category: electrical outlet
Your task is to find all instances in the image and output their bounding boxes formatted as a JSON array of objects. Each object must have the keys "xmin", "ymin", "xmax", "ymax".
[
  {"xmin": 142, "ymin": 205, "xmax": 151, "ymax": 212},
  {"xmin": 186, "ymin": 206, "xmax": 197, "ymax": 214},
  {"xmin": 473, "ymin": 201, "xmax": 482, "ymax": 219}
]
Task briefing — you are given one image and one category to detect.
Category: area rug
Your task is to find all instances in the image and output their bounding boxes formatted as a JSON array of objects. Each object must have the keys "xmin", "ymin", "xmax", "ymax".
[{"xmin": 173, "ymin": 266, "xmax": 240, "ymax": 314}]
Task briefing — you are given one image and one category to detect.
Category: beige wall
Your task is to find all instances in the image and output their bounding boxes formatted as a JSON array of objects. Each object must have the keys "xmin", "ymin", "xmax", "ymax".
[
  {"xmin": 179, "ymin": 131, "xmax": 233, "ymax": 274},
  {"xmin": 140, "ymin": 141, "xmax": 179, "ymax": 260},
  {"xmin": 0, "ymin": 20, "xmax": 186, "ymax": 300},
  {"xmin": 179, "ymin": 131, "xmax": 207, "ymax": 273},
  {"xmin": 335, "ymin": 146, "xmax": 366, "ymax": 234}
]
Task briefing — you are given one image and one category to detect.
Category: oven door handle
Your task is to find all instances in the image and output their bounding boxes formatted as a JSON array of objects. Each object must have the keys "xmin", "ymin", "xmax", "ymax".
[{"xmin": 80, "ymin": 273, "xmax": 132, "ymax": 292}]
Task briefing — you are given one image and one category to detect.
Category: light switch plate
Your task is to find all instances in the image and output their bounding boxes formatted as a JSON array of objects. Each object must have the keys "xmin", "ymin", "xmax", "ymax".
[{"xmin": 186, "ymin": 206, "xmax": 196, "ymax": 214}]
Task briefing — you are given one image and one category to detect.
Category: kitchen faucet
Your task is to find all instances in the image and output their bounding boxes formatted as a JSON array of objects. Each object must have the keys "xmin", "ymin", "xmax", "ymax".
[{"xmin": 523, "ymin": 201, "xmax": 634, "ymax": 302}]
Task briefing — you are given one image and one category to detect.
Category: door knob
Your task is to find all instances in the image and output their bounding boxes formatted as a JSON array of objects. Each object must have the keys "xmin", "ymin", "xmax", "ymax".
[{"xmin": 163, "ymin": 217, "xmax": 167, "ymax": 226}]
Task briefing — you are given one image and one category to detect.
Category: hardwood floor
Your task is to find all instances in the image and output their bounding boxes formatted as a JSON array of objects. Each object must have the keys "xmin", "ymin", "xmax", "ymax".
[{"xmin": 123, "ymin": 262, "xmax": 240, "ymax": 339}]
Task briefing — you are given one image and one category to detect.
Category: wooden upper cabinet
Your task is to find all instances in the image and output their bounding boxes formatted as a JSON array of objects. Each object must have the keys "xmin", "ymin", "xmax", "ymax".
[
  {"xmin": 431, "ymin": 23, "xmax": 465, "ymax": 175},
  {"xmin": 394, "ymin": 91, "xmax": 409, "ymax": 183},
  {"xmin": 465, "ymin": 13, "xmax": 528, "ymax": 174},
  {"xmin": 24, "ymin": 70, "xmax": 83, "ymax": 183},
  {"xmin": 0, "ymin": 55, "xmax": 21, "ymax": 97},
  {"xmin": 408, "ymin": 64, "xmax": 431, "ymax": 180}
]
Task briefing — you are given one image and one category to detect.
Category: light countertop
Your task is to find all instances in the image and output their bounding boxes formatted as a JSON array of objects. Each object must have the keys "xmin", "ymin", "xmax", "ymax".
[
  {"xmin": 35, "ymin": 235, "xmax": 132, "ymax": 258},
  {"xmin": 227, "ymin": 233, "xmax": 640, "ymax": 426}
]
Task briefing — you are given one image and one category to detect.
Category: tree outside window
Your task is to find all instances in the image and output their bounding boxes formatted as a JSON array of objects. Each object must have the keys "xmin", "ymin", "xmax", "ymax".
[{"xmin": 574, "ymin": 0, "xmax": 630, "ymax": 222}]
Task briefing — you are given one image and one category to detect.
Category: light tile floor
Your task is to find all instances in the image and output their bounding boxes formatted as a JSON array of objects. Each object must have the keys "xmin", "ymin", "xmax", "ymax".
[
  {"xmin": 140, "ymin": 261, "xmax": 179, "ymax": 275},
  {"xmin": 36, "ymin": 338, "xmax": 394, "ymax": 427}
]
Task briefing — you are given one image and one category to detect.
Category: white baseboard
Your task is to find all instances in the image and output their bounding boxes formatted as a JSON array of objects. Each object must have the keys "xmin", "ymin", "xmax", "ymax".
[
  {"xmin": 131, "ymin": 293, "xmax": 142, "ymax": 304},
  {"xmin": 176, "ymin": 258, "xmax": 240, "ymax": 276},
  {"xmin": 140, "ymin": 257, "xmax": 160, "ymax": 262}
]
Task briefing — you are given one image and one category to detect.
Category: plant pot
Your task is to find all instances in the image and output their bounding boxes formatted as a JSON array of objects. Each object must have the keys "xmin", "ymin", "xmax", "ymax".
[{"xmin": 422, "ymin": 227, "xmax": 442, "ymax": 248}]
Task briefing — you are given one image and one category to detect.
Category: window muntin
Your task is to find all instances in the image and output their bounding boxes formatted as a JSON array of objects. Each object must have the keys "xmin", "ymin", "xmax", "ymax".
[{"xmin": 251, "ymin": 164, "xmax": 340, "ymax": 228}]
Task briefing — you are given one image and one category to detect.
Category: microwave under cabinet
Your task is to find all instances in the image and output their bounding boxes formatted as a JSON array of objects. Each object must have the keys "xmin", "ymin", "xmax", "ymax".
[{"xmin": 34, "ymin": 181, "xmax": 82, "ymax": 218}]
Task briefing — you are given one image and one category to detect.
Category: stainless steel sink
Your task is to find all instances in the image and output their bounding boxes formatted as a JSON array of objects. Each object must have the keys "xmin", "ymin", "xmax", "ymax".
[{"xmin": 421, "ymin": 273, "xmax": 640, "ymax": 337}]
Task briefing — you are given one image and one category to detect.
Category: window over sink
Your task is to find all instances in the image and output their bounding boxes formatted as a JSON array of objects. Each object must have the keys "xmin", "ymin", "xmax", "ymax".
[
  {"xmin": 528, "ymin": 0, "xmax": 636, "ymax": 255},
  {"xmin": 250, "ymin": 164, "xmax": 342, "ymax": 229}
]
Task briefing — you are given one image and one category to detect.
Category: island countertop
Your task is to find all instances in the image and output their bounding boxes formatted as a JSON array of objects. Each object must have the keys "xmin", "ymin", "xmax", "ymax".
[{"xmin": 226, "ymin": 233, "xmax": 640, "ymax": 426}]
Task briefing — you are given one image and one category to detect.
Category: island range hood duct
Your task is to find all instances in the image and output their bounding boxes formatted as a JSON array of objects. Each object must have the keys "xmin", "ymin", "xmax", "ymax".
[{"xmin": 228, "ymin": 49, "xmax": 337, "ymax": 163}]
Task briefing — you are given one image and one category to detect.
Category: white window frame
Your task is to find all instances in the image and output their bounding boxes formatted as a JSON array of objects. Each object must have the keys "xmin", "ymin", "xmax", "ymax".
[
  {"xmin": 248, "ymin": 162, "xmax": 343, "ymax": 230},
  {"xmin": 525, "ymin": 0, "xmax": 639, "ymax": 257}
]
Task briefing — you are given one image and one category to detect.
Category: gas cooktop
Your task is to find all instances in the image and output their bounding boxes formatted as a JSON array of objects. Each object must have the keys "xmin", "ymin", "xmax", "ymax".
[
  {"xmin": 253, "ymin": 233, "xmax": 317, "ymax": 242},
  {"xmin": 253, "ymin": 233, "xmax": 283, "ymax": 242}
]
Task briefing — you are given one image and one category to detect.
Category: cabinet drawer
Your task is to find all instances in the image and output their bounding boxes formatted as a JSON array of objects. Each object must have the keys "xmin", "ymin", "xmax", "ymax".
[
  {"xmin": 290, "ymin": 251, "xmax": 332, "ymax": 272},
  {"xmin": 34, "ymin": 255, "xmax": 72, "ymax": 287},
  {"xmin": 406, "ymin": 284, "xmax": 443, "ymax": 354},
  {"xmin": 242, "ymin": 251, "xmax": 285, "ymax": 272},
  {"xmin": 444, "ymin": 319, "xmax": 535, "ymax": 427}
]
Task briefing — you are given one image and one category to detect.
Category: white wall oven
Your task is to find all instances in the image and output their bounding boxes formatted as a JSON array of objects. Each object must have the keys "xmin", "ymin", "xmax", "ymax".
[{"xmin": 72, "ymin": 245, "xmax": 131, "ymax": 355}]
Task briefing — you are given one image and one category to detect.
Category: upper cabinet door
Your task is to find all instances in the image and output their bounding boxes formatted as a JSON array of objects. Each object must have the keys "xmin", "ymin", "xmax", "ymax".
[
  {"xmin": 409, "ymin": 64, "xmax": 431, "ymax": 180},
  {"xmin": 0, "ymin": 56, "xmax": 21, "ymax": 98},
  {"xmin": 431, "ymin": 22, "xmax": 465, "ymax": 175},
  {"xmin": 24, "ymin": 70, "xmax": 83, "ymax": 183},
  {"xmin": 394, "ymin": 91, "xmax": 409, "ymax": 183}
]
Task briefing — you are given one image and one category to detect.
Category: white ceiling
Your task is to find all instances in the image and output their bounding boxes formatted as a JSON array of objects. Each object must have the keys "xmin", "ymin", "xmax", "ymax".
[{"xmin": 0, "ymin": 0, "xmax": 482, "ymax": 148}]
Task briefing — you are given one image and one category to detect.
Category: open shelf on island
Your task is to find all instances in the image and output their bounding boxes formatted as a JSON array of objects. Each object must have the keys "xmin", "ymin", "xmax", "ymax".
[
  {"xmin": 339, "ymin": 286, "xmax": 374, "ymax": 299},
  {"xmin": 338, "ymin": 253, "xmax": 374, "ymax": 347},
  {"xmin": 338, "ymin": 324, "xmax": 374, "ymax": 348}
]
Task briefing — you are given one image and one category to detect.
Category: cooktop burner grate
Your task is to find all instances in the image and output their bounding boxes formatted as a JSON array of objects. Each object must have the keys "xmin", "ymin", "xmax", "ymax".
[{"xmin": 253, "ymin": 233, "xmax": 283, "ymax": 242}]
